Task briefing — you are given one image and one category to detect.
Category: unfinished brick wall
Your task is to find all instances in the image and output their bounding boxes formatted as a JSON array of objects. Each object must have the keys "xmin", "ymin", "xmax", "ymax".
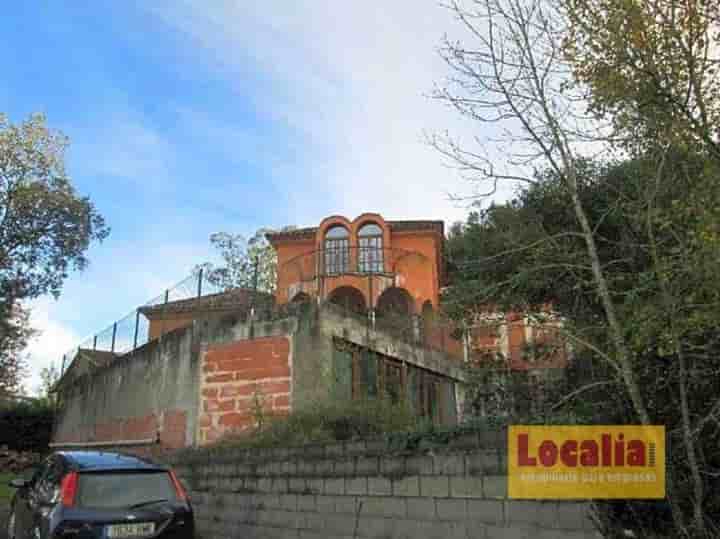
[
  {"xmin": 164, "ymin": 432, "xmax": 600, "ymax": 539},
  {"xmin": 199, "ymin": 336, "xmax": 291, "ymax": 444}
]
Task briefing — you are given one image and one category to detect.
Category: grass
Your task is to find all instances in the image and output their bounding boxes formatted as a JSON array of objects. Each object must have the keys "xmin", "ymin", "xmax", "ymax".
[{"xmin": 0, "ymin": 472, "xmax": 15, "ymax": 505}]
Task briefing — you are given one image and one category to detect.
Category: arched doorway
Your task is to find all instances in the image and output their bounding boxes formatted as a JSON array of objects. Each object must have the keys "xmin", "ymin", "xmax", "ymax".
[
  {"xmin": 421, "ymin": 300, "xmax": 435, "ymax": 346},
  {"xmin": 376, "ymin": 287, "xmax": 414, "ymax": 317},
  {"xmin": 327, "ymin": 286, "xmax": 367, "ymax": 314},
  {"xmin": 290, "ymin": 292, "xmax": 311, "ymax": 304},
  {"xmin": 375, "ymin": 287, "xmax": 414, "ymax": 340}
]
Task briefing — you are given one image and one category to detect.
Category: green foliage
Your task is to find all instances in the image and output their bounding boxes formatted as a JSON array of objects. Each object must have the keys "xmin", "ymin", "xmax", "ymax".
[
  {"xmin": 0, "ymin": 472, "xmax": 14, "ymax": 503},
  {"xmin": 218, "ymin": 398, "xmax": 418, "ymax": 449},
  {"xmin": 195, "ymin": 226, "xmax": 295, "ymax": 294},
  {"xmin": 563, "ymin": 0, "xmax": 720, "ymax": 158},
  {"xmin": 1, "ymin": 113, "xmax": 109, "ymax": 391},
  {"xmin": 446, "ymin": 149, "xmax": 720, "ymax": 537},
  {"xmin": 0, "ymin": 113, "xmax": 110, "ymax": 300},
  {"xmin": 34, "ymin": 363, "xmax": 60, "ymax": 406},
  {"xmin": 0, "ymin": 399, "xmax": 54, "ymax": 452},
  {"xmin": 0, "ymin": 304, "xmax": 28, "ymax": 396}
]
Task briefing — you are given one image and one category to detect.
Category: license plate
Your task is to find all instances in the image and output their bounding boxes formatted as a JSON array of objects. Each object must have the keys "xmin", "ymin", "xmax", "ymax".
[{"xmin": 106, "ymin": 522, "xmax": 155, "ymax": 538}]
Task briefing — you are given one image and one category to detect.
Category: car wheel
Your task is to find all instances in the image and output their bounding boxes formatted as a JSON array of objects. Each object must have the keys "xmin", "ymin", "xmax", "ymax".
[{"xmin": 6, "ymin": 509, "xmax": 16, "ymax": 539}]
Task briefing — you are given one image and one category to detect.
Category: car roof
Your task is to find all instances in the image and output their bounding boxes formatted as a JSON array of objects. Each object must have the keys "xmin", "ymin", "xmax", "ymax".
[{"xmin": 57, "ymin": 451, "xmax": 167, "ymax": 472}]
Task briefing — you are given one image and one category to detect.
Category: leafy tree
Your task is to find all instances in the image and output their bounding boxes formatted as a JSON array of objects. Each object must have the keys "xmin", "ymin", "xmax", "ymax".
[
  {"xmin": 434, "ymin": 0, "xmax": 720, "ymax": 535},
  {"xmin": 446, "ymin": 151, "xmax": 720, "ymax": 537},
  {"xmin": 195, "ymin": 226, "xmax": 295, "ymax": 294},
  {"xmin": 0, "ymin": 303, "xmax": 30, "ymax": 397},
  {"xmin": 560, "ymin": 2, "xmax": 720, "ymax": 534},
  {"xmin": 563, "ymin": 0, "xmax": 720, "ymax": 159},
  {"xmin": 35, "ymin": 362, "xmax": 60, "ymax": 405},
  {"xmin": 0, "ymin": 113, "xmax": 108, "ymax": 393}
]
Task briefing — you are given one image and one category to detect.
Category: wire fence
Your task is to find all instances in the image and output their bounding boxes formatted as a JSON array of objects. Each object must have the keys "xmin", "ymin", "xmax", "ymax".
[{"xmin": 58, "ymin": 270, "xmax": 227, "ymax": 378}]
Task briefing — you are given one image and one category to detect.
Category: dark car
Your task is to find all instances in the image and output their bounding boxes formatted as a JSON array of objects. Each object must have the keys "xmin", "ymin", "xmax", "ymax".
[{"xmin": 5, "ymin": 451, "xmax": 194, "ymax": 539}]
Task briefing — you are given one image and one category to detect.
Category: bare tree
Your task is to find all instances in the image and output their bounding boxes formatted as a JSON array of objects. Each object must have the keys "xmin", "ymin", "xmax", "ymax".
[{"xmin": 433, "ymin": 0, "xmax": 648, "ymax": 420}]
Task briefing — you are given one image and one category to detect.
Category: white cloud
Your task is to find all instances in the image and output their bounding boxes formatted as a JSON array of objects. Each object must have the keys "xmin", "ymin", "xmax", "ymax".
[
  {"xmin": 23, "ymin": 298, "xmax": 81, "ymax": 396},
  {"xmin": 22, "ymin": 1, "xmax": 523, "ymax": 387},
  {"xmin": 143, "ymin": 1, "xmax": 511, "ymax": 227}
]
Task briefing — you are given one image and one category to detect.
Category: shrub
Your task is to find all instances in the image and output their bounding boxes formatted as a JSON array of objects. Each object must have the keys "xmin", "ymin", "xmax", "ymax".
[
  {"xmin": 220, "ymin": 398, "xmax": 418, "ymax": 449},
  {"xmin": 0, "ymin": 400, "xmax": 54, "ymax": 453}
]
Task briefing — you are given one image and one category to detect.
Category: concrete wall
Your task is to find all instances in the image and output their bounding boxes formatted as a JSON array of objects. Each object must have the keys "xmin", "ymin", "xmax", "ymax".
[
  {"xmin": 320, "ymin": 304, "xmax": 465, "ymax": 382},
  {"xmin": 52, "ymin": 305, "xmax": 473, "ymax": 450},
  {"xmin": 54, "ymin": 325, "xmax": 200, "ymax": 450},
  {"xmin": 164, "ymin": 432, "xmax": 600, "ymax": 539}
]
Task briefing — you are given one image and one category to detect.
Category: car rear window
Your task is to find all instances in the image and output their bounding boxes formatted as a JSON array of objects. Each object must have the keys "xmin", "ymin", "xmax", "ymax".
[{"xmin": 76, "ymin": 471, "xmax": 177, "ymax": 508}]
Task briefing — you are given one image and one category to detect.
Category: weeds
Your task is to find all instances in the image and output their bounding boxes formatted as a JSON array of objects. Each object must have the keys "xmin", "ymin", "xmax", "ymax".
[{"xmin": 219, "ymin": 398, "xmax": 418, "ymax": 449}]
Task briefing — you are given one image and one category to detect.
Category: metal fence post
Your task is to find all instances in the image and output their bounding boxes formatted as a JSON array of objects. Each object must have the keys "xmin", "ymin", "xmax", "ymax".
[
  {"xmin": 60, "ymin": 354, "xmax": 66, "ymax": 377},
  {"xmin": 133, "ymin": 310, "xmax": 140, "ymax": 350},
  {"xmin": 111, "ymin": 322, "xmax": 117, "ymax": 353},
  {"xmin": 197, "ymin": 268, "xmax": 203, "ymax": 297},
  {"xmin": 249, "ymin": 257, "xmax": 259, "ymax": 339},
  {"xmin": 93, "ymin": 335, "xmax": 97, "ymax": 351},
  {"xmin": 160, "ymin": 289, "xmax": 169, "ymax": 340}
]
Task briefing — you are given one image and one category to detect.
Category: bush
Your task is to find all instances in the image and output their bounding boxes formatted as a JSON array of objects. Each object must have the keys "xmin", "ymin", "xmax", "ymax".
[
  {"xmin": 0, "ymin": 400, "xmax": 54, "ymax": 453},
  {"xmin": 220, "ymin": 398, "xmax": 418, "ymax": 449}
]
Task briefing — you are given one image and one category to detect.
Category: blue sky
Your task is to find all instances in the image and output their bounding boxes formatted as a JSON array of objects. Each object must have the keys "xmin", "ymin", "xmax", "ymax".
[{"xmin": 4, "ymin": 1, "xmax": 513, "ymax": 392}]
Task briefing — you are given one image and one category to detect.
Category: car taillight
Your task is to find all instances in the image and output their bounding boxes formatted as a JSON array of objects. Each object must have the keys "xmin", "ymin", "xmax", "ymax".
[
  {"xmin": 60, "ymin": 472, "xmax": 78, "ymax": 507},
  {"xmin": 169, "ymin": 471, "xmax": 188, "ymax": 501}
]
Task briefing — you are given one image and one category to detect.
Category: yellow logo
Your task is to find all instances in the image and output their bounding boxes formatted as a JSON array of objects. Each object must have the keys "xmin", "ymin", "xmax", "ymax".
[{"xmin": 508, "ymin": 425, "xmax": 665, "ymax": 499}]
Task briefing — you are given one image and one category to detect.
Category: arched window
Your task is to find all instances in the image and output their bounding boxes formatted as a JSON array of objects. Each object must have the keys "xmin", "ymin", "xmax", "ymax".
[
  {"xmin": 358, "ymin": 223, "xmax": 383, "ymax": 273},
  {"xmin": 324, "ymin": 225, "xmax": 350, "ymax": 275}
]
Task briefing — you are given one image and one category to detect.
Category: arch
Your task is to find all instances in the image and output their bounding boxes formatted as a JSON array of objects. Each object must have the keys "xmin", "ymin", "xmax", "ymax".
[
  {"xmin": 358, "ymin": 222, "xmax": 384, "ymax": 273},
  {"xmin": 325, "ymin": 225, "xmax": 349, "ymax": 239},
  {"xmin": 327, "ymin": 286, "xmax": 367, "ymax": 313},
  {"xmin": 317, "ymin": 215, "xmax": 353, "ymax": 249},
  {"xmin": 323, "ymin": 225, "xmax": 350, "ymax": 275},
  {"xmin": 358, "ymin": 222, "xmax": 383, "ymax": 236},
  {"xmin": 376, "ymin": 287, "xmax": 414, "ymax": 317},
  {"xmin": 290, "ymin": 291, "xmax": 311, "ymax": 304}
]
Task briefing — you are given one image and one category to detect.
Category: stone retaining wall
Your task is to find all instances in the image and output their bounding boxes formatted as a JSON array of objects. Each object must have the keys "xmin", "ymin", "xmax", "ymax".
[{"xmin": 164, "ymin": 433, "xmax": 601, "ymax": 539}]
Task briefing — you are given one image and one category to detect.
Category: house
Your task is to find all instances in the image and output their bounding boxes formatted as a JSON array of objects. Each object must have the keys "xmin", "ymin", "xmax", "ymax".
[{"xmin": 52, "ymin": 213, "xmax": 468, "ymax": 450}]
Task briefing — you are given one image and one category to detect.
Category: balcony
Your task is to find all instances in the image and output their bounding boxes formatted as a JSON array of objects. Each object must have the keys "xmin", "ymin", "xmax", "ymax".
[{"xmin": 281, "ymin": 247, "xmax": 430, "ymax": 281}]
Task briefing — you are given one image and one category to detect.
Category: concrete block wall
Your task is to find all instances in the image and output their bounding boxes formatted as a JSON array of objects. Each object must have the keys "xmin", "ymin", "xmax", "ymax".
[{"xmin": 165, "ymin": 434, "xmax": 601, "ymax": 539}]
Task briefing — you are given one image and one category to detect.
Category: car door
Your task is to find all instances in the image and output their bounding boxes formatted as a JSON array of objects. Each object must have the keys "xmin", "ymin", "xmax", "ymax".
[
  {"xmin": 13, "ymin": 458, "xmax": 50, "ymax": 539},
  {"xmin": 28, "ymin": 456, "xmax": 64, "ymax": 539}
]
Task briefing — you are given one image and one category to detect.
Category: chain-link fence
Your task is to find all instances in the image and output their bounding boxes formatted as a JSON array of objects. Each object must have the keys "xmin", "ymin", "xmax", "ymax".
[{"xmin": 58, "ymin": 270, "xmax": 227, "ymax": 378}]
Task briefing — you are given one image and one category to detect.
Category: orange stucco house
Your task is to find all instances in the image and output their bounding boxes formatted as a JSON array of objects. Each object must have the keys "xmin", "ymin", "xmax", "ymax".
[
  {"xmin": 268, "ymin": 213, "xmax": 445, "ymax": 316},
  {"xmin": 52, "ymin": 211, "xmax": 569, "ymax": 450}
]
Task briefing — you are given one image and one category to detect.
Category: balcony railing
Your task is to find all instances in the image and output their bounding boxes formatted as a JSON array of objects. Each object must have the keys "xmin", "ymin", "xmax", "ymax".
[{"xmin": 280, "ymin": 246, "xmax": 430, "ymax": 284}]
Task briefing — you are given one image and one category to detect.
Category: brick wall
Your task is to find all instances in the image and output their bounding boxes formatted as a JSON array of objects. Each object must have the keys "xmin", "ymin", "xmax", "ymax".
[
  {"xmin": 165, "ymin": 433, "xmax": 600, "ymax": 539},
  {"xmin": 199, "ymin": 336, "xmax": 291, "ymax": 444}
]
